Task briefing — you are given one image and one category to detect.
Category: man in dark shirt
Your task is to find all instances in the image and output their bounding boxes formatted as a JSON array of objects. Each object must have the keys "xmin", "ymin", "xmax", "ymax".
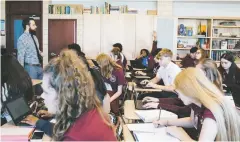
[{"xmin": 180, "ymin": 47, "xmax": 198, "ymax": 68}]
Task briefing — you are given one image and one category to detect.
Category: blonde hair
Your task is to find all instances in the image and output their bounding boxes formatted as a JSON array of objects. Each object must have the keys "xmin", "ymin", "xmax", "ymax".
[
  {"xmin": 174, "ymin": 68, "xmax": 240, "ymax": 141},
  {"xmin": 197, "ymin": 58, "xmax": 223, "ymax": 91},
  {"xmin": 156, "ymin": 48, "xmax": 173, "ymax": 59},
  {"xmin": 44, "ymin": 50, "xmax": 113, "ymax": 140},
  {"xmin": 96, "ymin": 53, "xmax": 122, "ymax": 79}
]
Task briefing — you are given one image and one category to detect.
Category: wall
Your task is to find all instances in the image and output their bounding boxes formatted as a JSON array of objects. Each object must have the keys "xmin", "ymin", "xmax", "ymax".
[
  {"xmin": 0, "ymin": 0, "xmax": 6, "ymax": 48},
  {"xmin": 173, "ymin": 1, "xmax": 240, "ymax": 17}
]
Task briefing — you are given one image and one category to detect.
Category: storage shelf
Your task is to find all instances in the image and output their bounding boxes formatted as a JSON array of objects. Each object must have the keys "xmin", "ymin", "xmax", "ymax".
[
  {"xmin": 177, "ymin": 36, "xmax": 210, "ymax": 39},
  {"xmin": 213, "ymin": 25, "xmax": 240, "ymax": 28},
  {"xmin": 212, "ymin": 37, "xmax": 240, "ymax": 40},
  {"xmin": 212, "ymin": 49, "xmax": 240, "ymax": 51},
  {"xmin": 177, "ymin": 48, "xmax": 210, "ymax": 50}
]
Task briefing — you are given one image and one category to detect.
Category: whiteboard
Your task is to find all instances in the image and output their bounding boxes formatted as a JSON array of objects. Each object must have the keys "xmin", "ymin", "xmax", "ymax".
[
  {"xmin": 157, "ymin": 17, "xmax": 178, "ymax": 58},
  {"xmin": 83, "ymin": 15, "xmax": 101, "ymax": 59}
]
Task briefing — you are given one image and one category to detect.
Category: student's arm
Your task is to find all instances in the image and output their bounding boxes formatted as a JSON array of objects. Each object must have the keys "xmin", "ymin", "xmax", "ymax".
[
  {"xmin": 110, "ymin": 85, "xmax": 122, "ymax": 102},
  {"xmin": 154, "ymin": 117, "xmax": 193, "ymax": 128},
  {"xmin": 149, "ymin": 76, "xmax": 161, "ymax": 84},
  {"xmin": 36, "ymin": 119, "xmax": 54, "ymax": 137},
  {"xmin": 198, "ymin": 118, "xmax": 218, "ymax": 141},
  {"xmin": 17, "ymin": 39, "xmax": 27, "ymax": 66}
]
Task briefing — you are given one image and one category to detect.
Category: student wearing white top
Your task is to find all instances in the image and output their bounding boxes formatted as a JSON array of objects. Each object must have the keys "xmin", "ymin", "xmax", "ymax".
[{"xmin": 138, "ymin": 49, "xmax": 181, "ymax": 99}]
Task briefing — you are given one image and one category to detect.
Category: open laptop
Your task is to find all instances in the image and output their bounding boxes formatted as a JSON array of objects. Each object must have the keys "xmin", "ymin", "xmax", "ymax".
[
  {"xmin": 5, "ymin": 96, "xmax": 36, "ymax": 126},
  {"xmin": 130, "ymin": 60, "xmax": 146, "ymax": 69}
]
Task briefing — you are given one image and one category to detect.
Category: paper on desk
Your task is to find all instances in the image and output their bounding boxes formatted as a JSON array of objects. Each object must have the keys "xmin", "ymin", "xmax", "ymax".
[
  {"xmin": 127, "ymin": 123, "xmax": 165, "ymax": 133},
  {"xmin": 133, "ymin": 131, "xmax": 180, "ymax": 142},
  {"xmin": 1, "ymin": 127, "xmax": 34, "ymax": 135},
  {"xmin": 135, "ymin": 109, "xmax": 178, "ymax": 123}
]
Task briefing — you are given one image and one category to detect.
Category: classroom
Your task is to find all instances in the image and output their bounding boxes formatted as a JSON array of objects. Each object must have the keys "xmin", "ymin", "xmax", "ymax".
[{"xmin": 1, "ymin": 0, "xmax": 240, "ymax": 141}]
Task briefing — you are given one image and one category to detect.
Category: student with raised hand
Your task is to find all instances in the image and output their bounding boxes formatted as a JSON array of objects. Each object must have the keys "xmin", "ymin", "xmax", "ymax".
[
  {"xmin": 179, "ymin": 47, "xmax": 198, "ymax": 68},
  {"xmin": 153, "ymin": 68, "xmax": 240, "ymax": 141},
  {"xmin": 138, "ymin": 49, "xmax": 181, "ymax": 99},
  {"xmin": 21, "ymin": 50, "xmax": 117, "ymax": 141},
  {"xmin": 135, "ymin": 49, "xmax": 154, "ymax": 69},
  {"xmin": 143, "ymin": 58, "xmax": 223, "ymax": 118},
  {"xmin": 150, "ymin": 31, "xmax": 158, "ymax": 55},
  {"xmin": 96, "ymin": 53, "xmax": 125, "ymax": 115}
]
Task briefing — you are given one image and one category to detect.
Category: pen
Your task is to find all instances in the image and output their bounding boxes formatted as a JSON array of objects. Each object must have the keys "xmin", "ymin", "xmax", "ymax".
[{"xmin": 157, "ymin": 107, "xmax": 161, "ymax": 128}]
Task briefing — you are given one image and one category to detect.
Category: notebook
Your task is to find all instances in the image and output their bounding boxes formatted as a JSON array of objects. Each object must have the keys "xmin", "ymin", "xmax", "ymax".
[
  {"xmin": 126, "ymin": 123, "xmax": 179, "ymax": 142},
  {"xmin": 135, "ymin": 109, "xmax": 178, "ymax": 123}
]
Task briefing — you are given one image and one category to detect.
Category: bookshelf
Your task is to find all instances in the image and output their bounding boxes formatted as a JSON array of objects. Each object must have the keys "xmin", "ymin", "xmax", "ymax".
[
  {"xmin": 48, "ymin": 2, "xmax": 157, "ymax": 15},
  {"xmin": 175, "ymin": 17, "xmax": 240, "ymax": 64}
]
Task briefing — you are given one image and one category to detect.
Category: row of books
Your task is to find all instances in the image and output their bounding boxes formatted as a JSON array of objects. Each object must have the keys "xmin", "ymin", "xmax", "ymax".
[
  {"xmin": 48, "ymin": 5, "xmax": 83, "ymax": 14},
  {"xmin": 49, "ymin": 3, "xmax": 156, "ymax": 15},
  {"xmin": 212, "ymin": 39, "xmax": 239, "ymax": 49},
  {"xmin": 211, "ymin": 51, "xmax": 227, "ymax": 61}
]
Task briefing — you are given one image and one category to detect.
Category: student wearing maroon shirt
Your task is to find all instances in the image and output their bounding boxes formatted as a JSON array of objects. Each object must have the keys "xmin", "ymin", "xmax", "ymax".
[
  {"xmin": 21, "ymin": 50, "xmax": 117, "ymax": 141},
  {"xmin": 179, "ymin": 47, "xmax": 198, "ymax": 68},
  {"xmin": 153, "ymin": 68, "xmax": 240, "ymax": 141},
  {"xmin": 143, "ymin": 59, "xmax": 224, "ymax": 118},
  {"xmin": 96, "ymin": 53, "xmax": 125, "ymax": 115}
]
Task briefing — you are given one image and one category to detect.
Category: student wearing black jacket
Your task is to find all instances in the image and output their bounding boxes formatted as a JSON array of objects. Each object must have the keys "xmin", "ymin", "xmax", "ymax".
[{"xmin": 218, "ymin": 52, "xmax": 240, "ymax": 106}]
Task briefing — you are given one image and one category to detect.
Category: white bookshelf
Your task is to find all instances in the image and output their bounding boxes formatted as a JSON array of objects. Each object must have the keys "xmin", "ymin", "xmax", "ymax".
[{"xmin": 175, "ymin": 17, "xmax": 240, "ymax": 63}]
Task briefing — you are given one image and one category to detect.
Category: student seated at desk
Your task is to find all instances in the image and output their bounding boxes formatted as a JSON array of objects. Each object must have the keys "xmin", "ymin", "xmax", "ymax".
[
  {"xmin": 135, "ymin": 49, "xmax": 154, "ymax": 69},
  {"xmin": 195, "ymin": 48, "xmax": 207, "ymax": 63},
  {"xmin": 110, "ymin": 43, "xmax": 127, "ymax": 68},
  {"xmin": 96, "ymin": 53, "xmax": 125, "ymax": 115},
  {"xmin": 1, "ymin": 54, "xmax": 34, "ymax": 125},
  {"xmin": 153, "ymin": 68, "xmax": 240, "ymax": 141},
  {"xmin": 135, "ymin": 48, "xmax": 161, "ymax": 79},
  {"xmin": 22, "ymin": 50, "xmax": 117, "ymax": 141},
  {"xmin": 138, "ymin": 49, "xmax": 181, "ymax": 99},
  {"xmin": 68, "ymin": 44, "xmax": 109, "ymax": 105},
  {"xmin": 179, "ymin": 47, "xmax": 197, "ymax": 68},
  {"xmin": 143, "ymin": 59, "xmax": 223, "ymax": 118},
  {"xmin": 218, "ymin": 52, "xmax": 240, "ymax": 96}
]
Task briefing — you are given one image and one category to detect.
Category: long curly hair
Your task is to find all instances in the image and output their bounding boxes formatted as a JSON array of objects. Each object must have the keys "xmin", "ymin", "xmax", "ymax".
[{"xmin": 43, "ymin": 50, "xmax": 112, "ymax": 140}]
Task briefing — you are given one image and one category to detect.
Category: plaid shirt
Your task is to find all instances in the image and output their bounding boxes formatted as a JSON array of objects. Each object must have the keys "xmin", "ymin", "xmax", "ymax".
[{"xmin": 17, "ymin": 32, "xmax": 40, "ymax": 66}]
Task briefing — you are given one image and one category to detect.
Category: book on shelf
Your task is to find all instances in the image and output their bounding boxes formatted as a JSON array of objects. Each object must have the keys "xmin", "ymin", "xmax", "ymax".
[
  {"xmin": 147, "ymin": 10, "xmax": 157, "ymax": 15},
  {"xmin": 49, "ymin": 4, "xmax": 83, "ymax": 14},
  {"xmin": 128, "ymin": 8, "xmax": 138, "ymax": 14}
]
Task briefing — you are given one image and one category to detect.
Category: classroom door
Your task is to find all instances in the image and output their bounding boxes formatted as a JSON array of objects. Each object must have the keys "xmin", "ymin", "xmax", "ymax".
[{"xmin": 48, "ymin": 20, "xmax": 76, "ymax": 60}]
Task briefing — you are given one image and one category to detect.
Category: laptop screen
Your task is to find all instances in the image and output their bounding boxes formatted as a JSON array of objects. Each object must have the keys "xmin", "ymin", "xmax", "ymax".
[{"xmin": 6, "ymin": 97, "xmax": 30, "ymax": 120}]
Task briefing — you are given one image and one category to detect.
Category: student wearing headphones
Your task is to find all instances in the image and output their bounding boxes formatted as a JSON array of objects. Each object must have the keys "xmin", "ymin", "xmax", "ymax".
[
  {"xmin": 22, "ymin": 50, "xmax": 116, "ymax": 141},
  {"xmin": 138, "ymin": 49, "xmax": 181, "ymax": 99},
  {"xmin": 153, "ymin": 68, "xmax": 240, "ymax": 141}
]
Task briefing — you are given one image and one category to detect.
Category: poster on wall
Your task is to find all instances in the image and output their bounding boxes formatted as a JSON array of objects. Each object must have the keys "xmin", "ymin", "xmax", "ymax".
[{"xmin": 1, "ymin": 20, "xmax": 5, "ymax": 36}]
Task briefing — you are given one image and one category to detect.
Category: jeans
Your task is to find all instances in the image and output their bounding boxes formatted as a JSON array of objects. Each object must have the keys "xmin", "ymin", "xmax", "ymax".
[{"xmin": 24, "ymin": 64, "xmax": 43, "ymax": 80}]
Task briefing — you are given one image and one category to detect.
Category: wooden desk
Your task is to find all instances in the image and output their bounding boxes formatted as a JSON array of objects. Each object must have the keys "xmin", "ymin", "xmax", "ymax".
[
  {"xmin": 32, "ymin": 79, "xmax": 42, "ymax": 86},
  {"xmin": 1, "ymin": 121, "xmax": 51, "ymax": 141},
  {"xmin": 123, "ymin": 125, "xmax": 135, "ymax": 141},
  {"xmin": 124, "ymin": 100, "xmax": 140, "ymax": 122}
]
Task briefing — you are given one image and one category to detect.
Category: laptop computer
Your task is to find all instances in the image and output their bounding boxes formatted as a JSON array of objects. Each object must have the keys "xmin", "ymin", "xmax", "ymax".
[
  {"xmin": 130, "ymin": 60, "xmax": 146, "ymax": 69},
  {"xmin": 5, "ymin": 96, "xmax": 37, "ymax": 126}
]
